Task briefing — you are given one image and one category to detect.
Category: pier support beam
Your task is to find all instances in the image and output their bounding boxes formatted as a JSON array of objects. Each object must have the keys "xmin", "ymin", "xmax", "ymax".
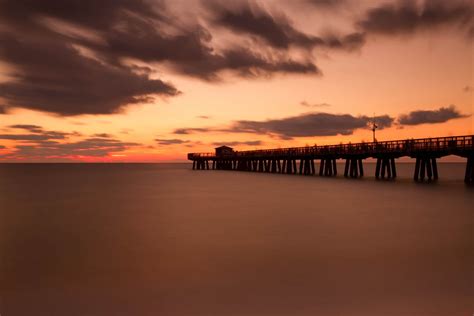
[
  {"xmin": 195, "ymin": 159, "xmax": 209, "ymax": 170},
  {"xmin": 258, "ymin": 159, "xmax": 264, "ymax": 172},
  {"xmin": 414, "ymin": 157, "xmax": 438, "ymax": 182},
  {"xmin": 270, "ymin": 159, "xmax": 278, "ymax": 173},
  {"xmin": 265, "ymin": 160, "xmax": 271, "ymax": 172},
  {"xmin": 299, "ymin": 159, "xmax": 315, "ymax": 175},
  {"xmin": 320, "ymin": 158, "xmax": 337, "ymax": 176},
  {"xmin": 344, "ymin": 158, "xmax": 364, "ymax": 178},
  {"xmin": 252, "ymin": 160, "xmax": 258, "ymax": 171},
  {"xmin": 376, "ymin": 158, "xmax": 397, "ymax": 179},
  {"xmin": 284, "ymin": 159, "xmax": 295, "ymax": 174},
  {"xmin": 465, "ymin": 156, "xmax": 474, "ymax": 184}
]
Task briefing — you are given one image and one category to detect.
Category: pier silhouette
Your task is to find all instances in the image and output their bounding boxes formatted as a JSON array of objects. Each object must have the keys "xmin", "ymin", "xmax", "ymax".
[{"xmin": 188, "ymin": 135, "xmax": 474, "ymax": 184}]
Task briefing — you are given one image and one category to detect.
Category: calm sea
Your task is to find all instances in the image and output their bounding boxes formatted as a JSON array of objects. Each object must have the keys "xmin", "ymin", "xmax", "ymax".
[{"xmin": 0, "ymin": 163, "xmax": 472, "ymax": 316}]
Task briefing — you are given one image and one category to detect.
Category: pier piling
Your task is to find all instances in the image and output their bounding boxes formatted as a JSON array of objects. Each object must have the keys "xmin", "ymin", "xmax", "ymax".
[
  {"xmin": 414, "ymin": 157, "xmax": 438, "ymax": 182},
  {"xmin": 465, "ymin": 156, "xmax": 474, "ymax": 184},
  {"xmin": 376, "ymin": 158, "xmax": 396, "ymax": 179}
]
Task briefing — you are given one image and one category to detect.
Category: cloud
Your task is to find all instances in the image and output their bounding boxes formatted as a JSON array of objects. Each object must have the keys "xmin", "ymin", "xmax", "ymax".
[
  {"xmin": 0, "ymin": 124, "xmax": 140, "ymax": 160},
  {"xmin": 0, "ymin": 125, "xmax": 71, "ymax": 141},
  {"xmin": 197, "ymin": 115, "xmax": 211, "ymax": 119},
  {"xmin": 92, "ymin": 133, "xmax": 113, "ymax": 138},
  {"xmin": 170, "ymin": 47, "xmax": 320, "ymax": 80},
  {"xmin": 6, "ymin": 137, "xmax": 141, "ymax": 159},
  {"xmin": 155, "ymin": 138, "xmax": 191, "ymax": 145},
  {"xmin": 0, "ymin": 33, "xmax": 179, "ymax": 115},
  {"xmin": 2, "ymin": 124, "xmax": 80, "ymax": 141},
  {"xmin": 306, "ymin": 0, "xmax": 345, "ymax": 7},
  {"xmin": 206, "ymin": 1, "xmax": 364, "ymax": 51},
  {"xmin": 0, "ymin": 0, "xmax": 469, "ymax": 117},
  {"xmin": 300, "ymin": 101, "xmax": 331, "ymax": 107},
  {"xmin": 0, "ymin": 0, "xmax": 329, "ymax": 115},
  {"xmin": 0, "ymin": 145, "xmax": 6, "ymax": 149},
  {"xmin": 206, "ymin": 1, "xmax": 324, "ymax": 49},
  {"xmin": 227, "ymin": 113, "xmax": 393, "ymax": 138},
  {"xmin": 357, "ymin": 0, "xmax": 474, "ymax": 37},
  {"xmin": 211, "ymin": 140, "xmax": 263, "ymax": 146},
  {"xmin": 8, "ymin": 124, "xmax": 43, "ymax": 133},
  {"xmin": 0, "ymin": 134, "xmax": 64, "ymax": 141},
  {"xmin": 174, "ymin": 112, "xmax": 394, "ymax": 139},
  {"xmin": 398, "ymin": 105, "xmax": 468, "ymax": 125},
  {"xmin": 174, "ymin": 127, "xmax": 215, "ymax": 135}
]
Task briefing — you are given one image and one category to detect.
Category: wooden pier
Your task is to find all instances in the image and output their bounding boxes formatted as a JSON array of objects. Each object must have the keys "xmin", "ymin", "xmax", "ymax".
[{"xmin": 188, "ymin": 135, "xmax": 474, "ymax": 184}]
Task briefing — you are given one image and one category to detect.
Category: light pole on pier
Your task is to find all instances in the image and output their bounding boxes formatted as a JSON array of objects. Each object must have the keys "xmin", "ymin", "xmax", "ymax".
[{"xmin": 371, "ymin": 114, "xmax": 378, "ymax": 143}]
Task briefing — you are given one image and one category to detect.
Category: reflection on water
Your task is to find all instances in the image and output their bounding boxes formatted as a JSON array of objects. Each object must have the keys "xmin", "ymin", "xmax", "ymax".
[{"xmin": 0, "ymin": 163, "xmax": 472, "ymax": 316}]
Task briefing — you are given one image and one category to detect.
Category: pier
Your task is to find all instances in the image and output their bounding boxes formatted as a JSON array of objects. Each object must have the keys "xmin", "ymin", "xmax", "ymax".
[{"xmin": 188, "ymin": 135, "xmax": 474, "ymax": 184}]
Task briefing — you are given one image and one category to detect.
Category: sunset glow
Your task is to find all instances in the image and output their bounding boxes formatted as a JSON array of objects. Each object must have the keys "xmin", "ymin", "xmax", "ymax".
[{"xmin": 0, "ymin": 0, "xmax": 472, "ymax": 162}]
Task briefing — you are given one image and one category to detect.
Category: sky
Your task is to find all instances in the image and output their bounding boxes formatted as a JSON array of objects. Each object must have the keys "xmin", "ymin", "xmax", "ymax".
[{"xmin": 0, "ymin": 0, "xmax": 472, "ymax": 162}]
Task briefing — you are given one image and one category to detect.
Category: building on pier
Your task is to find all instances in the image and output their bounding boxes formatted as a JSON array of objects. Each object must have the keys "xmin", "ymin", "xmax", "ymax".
[{"xmin": 215, "ymin": 146, "xmax": 234, "ymax": 156}]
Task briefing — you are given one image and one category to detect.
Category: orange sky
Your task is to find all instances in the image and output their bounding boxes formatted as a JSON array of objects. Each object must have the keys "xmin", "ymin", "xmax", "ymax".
[{"xmin": 0, "ymin": 0, "xmax": 472, "ymax": 162}]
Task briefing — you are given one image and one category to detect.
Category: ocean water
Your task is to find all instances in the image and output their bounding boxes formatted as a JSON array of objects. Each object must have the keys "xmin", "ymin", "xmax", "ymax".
[{"xmin": 0, "ymin": 163, "xmax": 472, "ymax": 316}]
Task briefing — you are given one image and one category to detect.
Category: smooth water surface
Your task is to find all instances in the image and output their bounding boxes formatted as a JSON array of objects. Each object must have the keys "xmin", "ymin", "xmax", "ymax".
[{"xmin": 0, "ymin": 163, "xmax": 472, "ymax": 316}]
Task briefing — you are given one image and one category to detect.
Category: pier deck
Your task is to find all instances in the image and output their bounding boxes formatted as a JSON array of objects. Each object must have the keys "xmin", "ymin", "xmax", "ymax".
[{"xmin": 188, "ymin": 135, "xmax": 474, "ymax": 183}]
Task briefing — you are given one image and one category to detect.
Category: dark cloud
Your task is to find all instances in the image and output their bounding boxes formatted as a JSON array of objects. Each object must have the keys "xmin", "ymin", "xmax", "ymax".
[
  {"xmin": 206, "ymin": 1, "xmax": 364, "ymax": 51},
  {"xmin": 206, "ymin": 1, "xmax": 323, "ymax": 49},
  {"xmin": 398, "ymin": 105, "xmax": 468, "ymax": 125},
  {"xmin": 0, "ymin": 0, "xmax": 161, "ymax": 30},
  {"xmin": 155, "ymin": 138, "xmax": 191, "ymax": 145},
  {"xmin": 197, "ymin": 115, "xmax": 211, "ymax": 119},
  {"xmin": 357, "ymin": 0, "xmax": 473, "ymax": 37},
  {"xmin": 0, "ymin": 124, "xmax": 139, "ymax": 160},
  {"xmin": 300, "ymin": 101, "xmax": 331, "ymax": 107},
  {"xmin": 170, "ymin": 47, "xmax": 320, "ymax": 80},
  {"xmin": 83, "ymin": 4, "xmax": 321, "ymax": 79},
  {"xmin": 8, "ymin": 124, "xmax": 43, "ymax": 133},
  {"xmin": 306, "ymin": 0, "xmax": 345, "ymax": 7},
  {"xmin": 0, "ymin": 0, "xmax": 468, "ymax": 117},
  {"xmin": 0, "ymin": 134, "xmax": 63, "ymax": 141},
  {"xmin": 0, "ymin": 124, "xmax": 71, "ymax": 141},
  {"xmin": 228, "ymin": 113, "xmax": 393, "ymax": 138},
  {"xmin": 184, "ymin": 141, "xmax": 203, "ymax": 148},
  {"xmin": 7, "ymin": 138, "xmax": 140, "ymax": 159},
  {"xmin": 211, "ymin": 140, "xmax": 263, "ymax": 146},
  {"xmin": 0, "ymin": 145, "xmax": 6, "ymax": 149},
  {"xmin": 92, "ymin": 133, "xmax": 113, "ymax": 138},
  {"xmin": 174, "ymin": 127, "xmax": 216, "ymax": 135},
  {"xmin": 174, "ymin": 112, "xmax": 394, "ymax": 139},
  {"xmin": 0, "ymin": 33, "xmax": 179, "ymax": 115},
  {"xmin": 463, "ymin": 85, "xmax": 473, "ymax": 92},
  {"xmin": 3, "ymin": 136, "xmax": 140, "ymax": 160},
  {"xmin": 0, "ymin": 0, "xmax": 327, "ymax": 115},
  {"xmin": 322, "ymin": 32, "xmax": 366, "ymax": 51},
  {"xmin": 4, "ymin": 124, "xmax": 80, "ymax": 140}
]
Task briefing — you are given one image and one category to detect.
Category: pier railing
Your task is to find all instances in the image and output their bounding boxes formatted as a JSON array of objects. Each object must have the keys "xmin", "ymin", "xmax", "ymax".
[{"xmin": 188, "ymin": 135, "xmax": 474, "ymax": 159}]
